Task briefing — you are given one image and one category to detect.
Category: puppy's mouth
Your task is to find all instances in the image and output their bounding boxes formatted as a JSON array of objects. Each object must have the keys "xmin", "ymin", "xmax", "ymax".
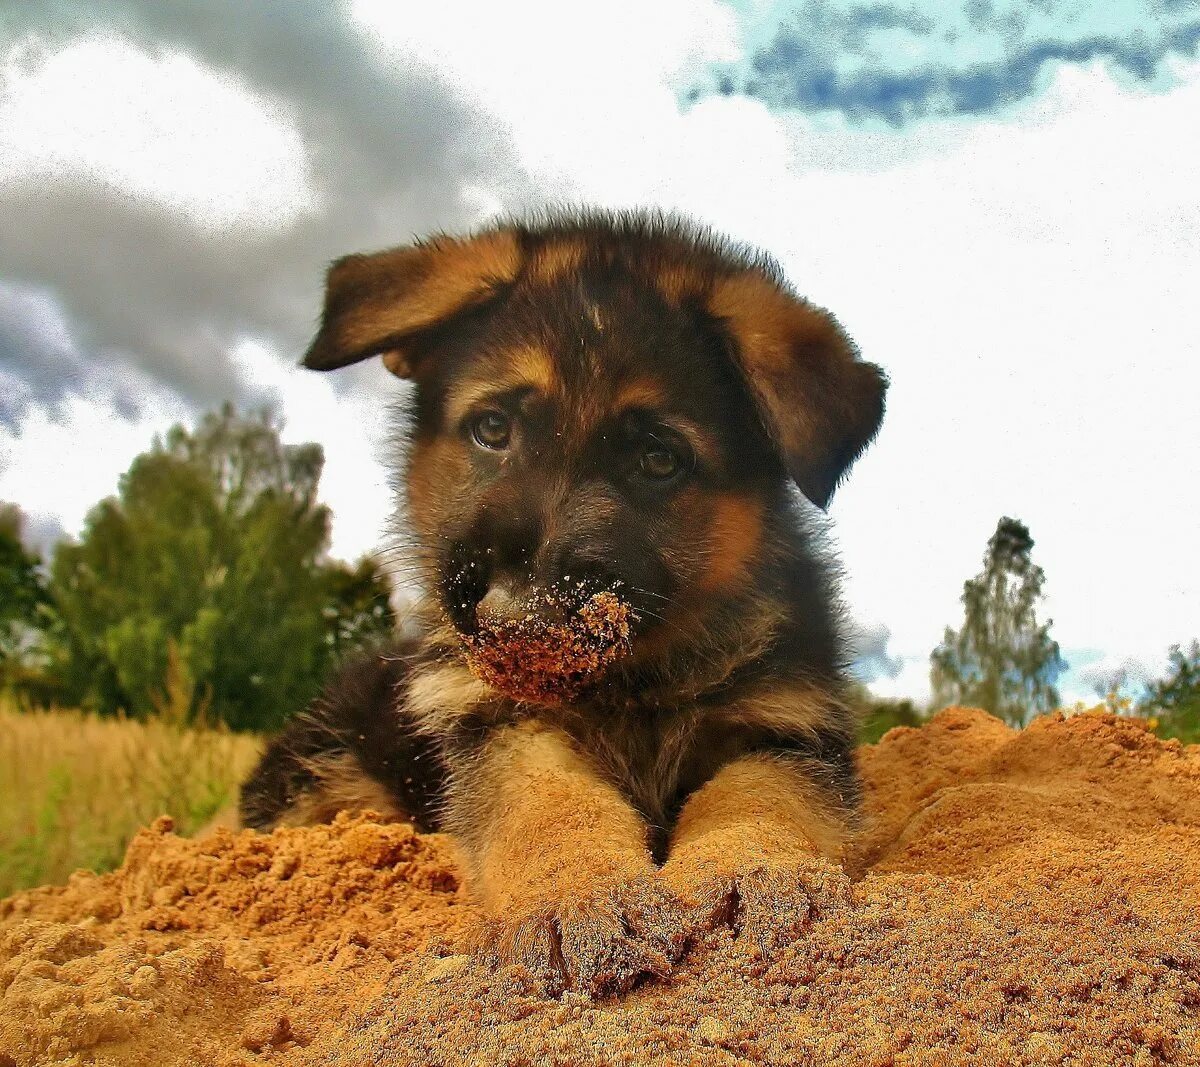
[{"xmin": 460, "ymin": 585, "xmax": 635, "ymax": 704}]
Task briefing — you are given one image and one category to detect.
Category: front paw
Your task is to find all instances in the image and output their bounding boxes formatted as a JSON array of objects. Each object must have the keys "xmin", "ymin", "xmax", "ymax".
[
  {"xmin": 663, "ymin": 849, "xmax": 853, "ymax": 960},
  {"xmin": 477, "ymin": 872, "xmax": 687, "ymax": 996}
]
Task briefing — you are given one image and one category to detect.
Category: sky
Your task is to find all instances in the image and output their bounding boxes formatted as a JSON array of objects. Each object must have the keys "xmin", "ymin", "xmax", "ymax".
[{"xmin": 1, "ymin": 0, "xmax": 1197, "ymax": 707}]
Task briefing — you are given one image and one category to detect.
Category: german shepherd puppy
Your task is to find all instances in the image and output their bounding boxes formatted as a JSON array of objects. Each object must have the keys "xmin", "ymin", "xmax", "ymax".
[{"xmin": 241, "ymin": 211, "xmax": 887, "ymax": 995}]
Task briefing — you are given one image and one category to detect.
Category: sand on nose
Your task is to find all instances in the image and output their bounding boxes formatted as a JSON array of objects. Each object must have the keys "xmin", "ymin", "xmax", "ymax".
[{"xmin": 464, "ymin": 587, "xmax": 634, "ymax": 703}]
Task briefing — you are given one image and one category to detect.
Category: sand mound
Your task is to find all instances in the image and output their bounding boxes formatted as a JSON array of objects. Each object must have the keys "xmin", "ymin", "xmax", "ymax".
[{"xmin": 3, "ymin": 708, "xmax": 1199, "ymax": 1066}]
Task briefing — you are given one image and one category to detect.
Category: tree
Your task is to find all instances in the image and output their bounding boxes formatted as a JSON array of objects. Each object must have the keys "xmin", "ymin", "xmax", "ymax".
[
  {"xmin": 0, "ymin": 504, "xmax": 51, "ymax": 687},
  {"xmin": 847, "ymin": 681, "xmax": 925, "ymax": 745},
  {"xmin": 1141, "ymin": 641, "xmax": 1200, "ymax": 744},
  {"xmin": 930, "ymin": 517, "xmax": 1067, "ymax": 726},
  {"xmin": 42, "ymin": 404, "xmax": 394, "ymax": 731}
]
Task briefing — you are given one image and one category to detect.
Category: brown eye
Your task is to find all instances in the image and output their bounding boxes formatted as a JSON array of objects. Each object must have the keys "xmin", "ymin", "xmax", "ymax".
[
  {"xmin": 471, "ymin": 411, "xmax": 511, "ymax": 450},
  {"xmin": 639, "ymin": 445, "xmax": 680, "ymax": 480}
]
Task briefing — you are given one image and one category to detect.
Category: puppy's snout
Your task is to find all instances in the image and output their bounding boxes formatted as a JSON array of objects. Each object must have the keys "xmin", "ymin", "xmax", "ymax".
[
  {"xmin": 474, "ymin": 573, "xmax": 599, "ymax": 632},
  {"xmin": 475, "ymin": 581, "xmax": 549, "ymax": 628},
  {"xmin": 445, "ymin": 502, "xmax": 636, "ymax": 637}
]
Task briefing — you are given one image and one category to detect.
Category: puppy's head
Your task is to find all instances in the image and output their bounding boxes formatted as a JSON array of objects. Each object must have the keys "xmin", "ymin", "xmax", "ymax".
[{"xmin": 304, "ymin": 213, "xmax": 886, "ymax": 702}]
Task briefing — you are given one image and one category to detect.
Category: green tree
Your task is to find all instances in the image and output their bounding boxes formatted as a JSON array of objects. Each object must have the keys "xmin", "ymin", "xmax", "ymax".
[
  {"xmin": 847, "ymin": 681, "xmax": 925, "ymax": 745},
  {"xmin": 42, "ymin": 404, "xmax": 394, "ymax": 731},
  {"xmin": 0, "ymin": 504, "xmax": 51, "ymax": 686},
  {"xmin": 930, "ymin": 517, "xmax": 1067, "ymax": 726},
  {"xmin": 1141, "ymin": 641, "xmax": 1200, "ymax": 744}
]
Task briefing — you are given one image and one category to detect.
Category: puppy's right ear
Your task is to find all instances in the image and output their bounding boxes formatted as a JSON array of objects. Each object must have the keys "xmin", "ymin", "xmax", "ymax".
[{"xmin": 302, "ymin": 230, "xmax": 522, "ymax": 378}]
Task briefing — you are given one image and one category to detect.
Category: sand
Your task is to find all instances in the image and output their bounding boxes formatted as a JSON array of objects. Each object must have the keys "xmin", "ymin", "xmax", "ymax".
[
  {"xmin": 2, "ymin": 707, "xmax": 1199, "ymax": 1066},
  {"xmin": 465, "ymin": 589, "xmax": 634, "ymax": 703}
]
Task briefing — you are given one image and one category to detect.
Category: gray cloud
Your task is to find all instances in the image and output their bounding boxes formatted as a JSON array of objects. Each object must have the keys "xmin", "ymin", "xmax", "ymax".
[
  {"xmin": 0, "ymin": 0, "xmax": 542, "ymax": 428},
  {"xmin": 0, "ymin": 283, "xmax": 83, "ymax": 421}
]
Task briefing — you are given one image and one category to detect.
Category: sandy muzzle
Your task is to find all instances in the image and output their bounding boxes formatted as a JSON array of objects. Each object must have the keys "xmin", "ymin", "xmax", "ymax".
[{"xmin": 463, "ymin": 589, "xmax": 634, "ymax": 703}]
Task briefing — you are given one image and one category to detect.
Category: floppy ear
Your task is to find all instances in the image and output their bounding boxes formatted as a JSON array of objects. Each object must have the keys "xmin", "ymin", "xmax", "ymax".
[
  {"xmin": 302, "ymin": 229, "xmax": 522, "ymax": 377},
  {"xmin": 709, "ymin": 272, "xmax": 887, "ymax": 509}
]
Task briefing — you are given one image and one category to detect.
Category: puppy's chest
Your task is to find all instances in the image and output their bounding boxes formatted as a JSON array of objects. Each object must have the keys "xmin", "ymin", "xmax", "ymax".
[
  {"xmin": 404, "ymin": 652, "xmax": 751, "ymax": 827},
  {"xmin": 560, "ymin": 703, "xmax": 745, "ymax": 831}
]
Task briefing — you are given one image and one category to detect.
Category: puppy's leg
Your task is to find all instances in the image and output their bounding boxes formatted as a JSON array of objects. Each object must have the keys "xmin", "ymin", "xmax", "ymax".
[
  {"xmin": 451, "ymin": 721, "xmax": 686, "ymax": 996},
  {"xmin": 662, "ymin": 752, "xmax": 855, "ymax": 958}
]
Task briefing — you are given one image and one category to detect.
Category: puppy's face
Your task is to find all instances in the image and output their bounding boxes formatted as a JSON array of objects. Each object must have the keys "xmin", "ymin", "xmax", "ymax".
[
  {"xmin": 302, "ymin": 218, "xmax": 887, "ymax": 701},
  {"xmin": 405, "ymin": 272, "xmax": 782, "ymax": 651}
]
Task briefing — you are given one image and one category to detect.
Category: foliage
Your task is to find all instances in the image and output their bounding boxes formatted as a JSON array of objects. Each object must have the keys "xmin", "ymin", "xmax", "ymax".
[
  {"xmin": 853, "ymin": 687, "xmax": 925, "ymax": 745},
  {"xmin": 39, "ymin": 404, "xmax": 394, "ymax": 731},
  {"xmin": 930, "ymin": 517, "xmax": 1067, "ymax": 727},
  {"xmin": 0, "ymin": 701, "xmax": 260, "ymax": 896},
  {"xmin": 0, "ymin": 504, "xmax": 50, "ymax": 672},
  {"xmin": 1141, "ymin": 640, "xmax": 1200, "ymax": 745}
]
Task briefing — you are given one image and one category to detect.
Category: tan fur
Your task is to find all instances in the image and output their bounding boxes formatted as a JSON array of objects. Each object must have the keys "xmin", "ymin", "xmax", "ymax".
[
  {"xmin": 528, "ymin": 238, "xmax": 587, "ymax": 285},
  {"xmin": 274, "ymin": 752, "xmax": 407, "ymax": 828},
  {"xmin": 443, "ymin": 343, "xmax": 557, "ymax": 425},
  {"xmin": 667, "ymin": 754, "xmax": 847, "ymax": 865},
  {"xmin": 612, "ymin": 376, "xmax": 669, "ymax": 412},
  {"xmin": 706, "ymin": 268, "xmax": 883, "ymax": 507},
  {"xmin": 696, "ymin": 494, "xmax": 763, "ymax": 593},
  {"xmin": 391, "ymin": 231, "xmax": 522, "ymax": 342},
  {"xmin": 405, "ymin": 660, "xmax": 493, "ymax": 737},
  {"xmin": 707, "ymin": 272, "xmax": 806, "ymax": 373},
  {"xmin": 458, "ymin": 722, "xmax": 655, "ymax": 906},
  {"xmin": 719, "ymin": 682, "xmax": 846, "ymax": 741},
  {"xmin": 405, "ymin": 436, "xmax": 464, "ymax": 528},
  {"xmin": 308, "ymin": 230, "xmax": 522, "ymax": 376},
  {"xmin": 708, "ymin": 273, "xmax": 830, "ymax": 467},
  {"xmin": 652, "ymin": 262, "xmax": 706, "ymax": 306}
]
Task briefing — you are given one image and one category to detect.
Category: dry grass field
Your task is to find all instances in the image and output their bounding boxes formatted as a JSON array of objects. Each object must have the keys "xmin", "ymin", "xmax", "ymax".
[{"xmin": 0, "ymin": 703, "xmax": 260, "ymax": 896}]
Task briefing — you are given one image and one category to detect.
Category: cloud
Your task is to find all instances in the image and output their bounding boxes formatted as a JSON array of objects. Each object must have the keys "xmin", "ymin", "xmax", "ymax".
[
  {"xmin": 0, "ymin": 391, "xmax": 190, "ymax": 540},
  {"xmin": 848, "ymin": 621, "xmax": 906, "ymax": 683},
  {"xmin": 0, "ymin": 35, "xmax": 318, "ymax": 229},
  {"xmin": 0, "ymin": 283, "xmax": 80, "ymax": 424},
  {"xmin": 0, "ymin": 1, "xmax": 536, "ymax": 428},
  {"xmin": 696, "ymin": 1, "xmax": 1200, "ymax": 125},
  {"xmin": 1066, "ymin": 651, "xmax": 1166, "ymax": 704}
]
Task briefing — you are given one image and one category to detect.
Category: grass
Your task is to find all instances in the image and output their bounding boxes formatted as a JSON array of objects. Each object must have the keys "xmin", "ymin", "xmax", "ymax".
[{"xmin": 0, "ymin": 701, "xmax": 261, "ymax": 897}]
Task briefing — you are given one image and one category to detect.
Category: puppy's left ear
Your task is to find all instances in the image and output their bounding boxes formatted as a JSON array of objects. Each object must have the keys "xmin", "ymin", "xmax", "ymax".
[
  {"xmin": 302, "ymin": 229, "xmax": 522, "ymax": 378},
  {"xmin": 710, "ymin": 272, "xmax": 887, "ymax": 509}
]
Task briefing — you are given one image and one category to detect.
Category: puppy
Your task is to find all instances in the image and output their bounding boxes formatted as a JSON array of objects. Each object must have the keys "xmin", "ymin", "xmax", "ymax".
[{"xmin": 240, "ymin": 211, "xmax": 887, "ymax": 994}]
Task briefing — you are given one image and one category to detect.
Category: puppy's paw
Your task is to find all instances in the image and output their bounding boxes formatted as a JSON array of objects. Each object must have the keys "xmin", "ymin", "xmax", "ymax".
[
  {"xmin": 664, "ymin": 851, "xmax": 853, "ymax": 960},
  {"xmin": 478, "ymin": 873, "xmax": 688, "ymax": 997}
]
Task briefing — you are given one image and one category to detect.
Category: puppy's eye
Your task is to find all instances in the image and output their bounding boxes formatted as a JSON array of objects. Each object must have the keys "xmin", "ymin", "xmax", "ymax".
[
  {"xmin": 471, "ymin": 411, "xmax": 511, "ymax": 450},
  {"xmin": 638, "ymin": 445, "xmax": 681, "ymax": 481}
]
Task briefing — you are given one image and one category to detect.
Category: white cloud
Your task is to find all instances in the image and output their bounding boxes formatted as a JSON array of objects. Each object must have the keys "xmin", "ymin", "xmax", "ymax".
[
  {"xmin": 350, "ymin": 0, "xmax": 742, "ymax": 201},
  {"xmin": 0, "ymin": 391, "xmax": 189, "ymax": 536},
  {"xmin": 864, "ymin": 654, "xmax": 934, "ymax": 707},
  {"xmin": 0, "ymin": 34, "xmax": 319, "ymax": 231}
]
